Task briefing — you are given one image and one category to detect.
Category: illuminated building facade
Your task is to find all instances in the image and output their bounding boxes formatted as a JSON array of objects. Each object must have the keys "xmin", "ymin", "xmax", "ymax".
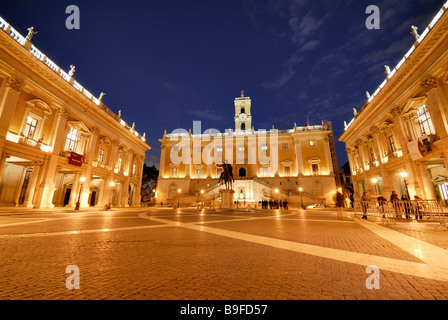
[
  {"xmin": 0, "ymin": 16, "xmax": 150, "ymax": 208},
  {"xmin": 339, "ymin": 2, "xmax": 448, "ymax": 202},
  {"xmin": 156, "ymin": 92, "xmax": 339, "ymax": 207}
]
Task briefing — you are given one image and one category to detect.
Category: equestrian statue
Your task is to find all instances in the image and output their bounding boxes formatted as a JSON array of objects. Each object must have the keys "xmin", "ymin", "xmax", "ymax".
[{"xmin": 218, "ymin": 163, "xmax": 234, "ymax": 190}]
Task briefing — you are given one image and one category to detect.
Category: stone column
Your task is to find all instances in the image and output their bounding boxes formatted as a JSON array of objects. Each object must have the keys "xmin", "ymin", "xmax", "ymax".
[
  {"xmin": 51, "ymin": 109, "xmax": 69, "ymax": 155},
  {"xmin": 323, "ymin": 137, "xmax": 334, "ymax": 174},
  {"xmin": 34, "ymin": 155, "xmax": 59, "ymax": 208},
  {"xmin": 0, "ymin": 153, "xmax": 11, "ymax": 185},
  {"xmin": 424, "ymin": 79, "xmax": 448, "ymax": 139},
  {"xmin": 0, "ymin": 77, "xmax": 24, "ymax": 155},
  {"xmin": 22, "ymin": 161, "xmax": 42, "ymax": 208},
  {"xmin": 293, "ymin": 138, "xmax": 304, "ymax": 176},
  {"xmin": 67, "ymin": 171, "xmax": 81, "ymax": 207},
  {"xmin": 79, "ymin": 127, "xmax": 100, "ymax": 208}
]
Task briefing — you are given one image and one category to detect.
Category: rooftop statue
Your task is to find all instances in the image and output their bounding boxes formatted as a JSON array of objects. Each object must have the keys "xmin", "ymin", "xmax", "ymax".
[
  {"xmin": 411, "ymin": 25, "xmax": 420, "ymax": 40},
  {"xmin": 26, "ymin": 27, "xmax": 37, "ymax": 41},
  {"xmin": 68, "ymin": 65, "xmax": 75, "ymax": 77}
]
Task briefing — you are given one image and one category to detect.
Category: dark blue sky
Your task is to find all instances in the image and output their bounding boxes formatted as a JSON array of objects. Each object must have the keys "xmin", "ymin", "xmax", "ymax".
[{"xmin": 1, "ymin": 0, "xmax": 446, "ymax": 168}]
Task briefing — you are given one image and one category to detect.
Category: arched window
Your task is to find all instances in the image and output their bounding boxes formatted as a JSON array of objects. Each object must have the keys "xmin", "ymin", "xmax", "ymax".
[
  {"xmin": 241, "ymin": 123, "xmax": 246, "ymax": 131},
  {"xmin": 241, "ymin": 107, "xmax": 245, "ymax": 114}
]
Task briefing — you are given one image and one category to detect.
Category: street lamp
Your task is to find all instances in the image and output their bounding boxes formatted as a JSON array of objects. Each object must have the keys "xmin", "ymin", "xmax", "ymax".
[
  {"xmin": 75, "ymin": 177, "xmax": 86, "ymax": 210},
  {"xmin": 298, "ymin": 187, "xmax": 304, "ymax": 209},
  {"xmin": 371, "ymin": 178, "xmax": 379, "ymax": 196},
  {"xmin": 400, "ymin": 172, "xmax": 410, "ymax": 198},
  {"xmin": 200, "ymin": 189, "xmax": 204, "ymax": 208},
  {"xmin": 177, "ymin": 188, "xmax": 181, "ymax": 208}
]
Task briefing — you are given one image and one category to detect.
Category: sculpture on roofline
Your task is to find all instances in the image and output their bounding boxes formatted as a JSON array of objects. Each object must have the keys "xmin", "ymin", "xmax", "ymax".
[
  {"xmin": 68, "ymin": 65, "xmax": 76, "ymax": 77},
  {"xmin": 26, "ymin": 27, "xmax": 37, "ymax": 41}
]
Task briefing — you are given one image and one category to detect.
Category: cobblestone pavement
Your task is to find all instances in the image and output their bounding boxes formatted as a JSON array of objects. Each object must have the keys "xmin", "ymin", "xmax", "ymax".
[{"xmin": 0, "ymin": 207, "xmax": 448, "ymax": 300}]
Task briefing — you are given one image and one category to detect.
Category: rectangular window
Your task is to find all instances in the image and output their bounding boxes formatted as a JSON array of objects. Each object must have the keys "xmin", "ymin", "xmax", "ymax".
[
  {"xmin": 64, "ymin": 127, "xmax": 78, "ymax": 152},
  {"xmin": 261, "ymin": 145, "xmax": 268, "ymax": 151},
  {"xmin": 281, "ymin": 143, "xmax": 289, "ymax": 150},
  {"xmin": 308, "ymin": 140, "xmax": 316, "ymax": 147},
  {"xmin": 284, "ymin": 166, "xmax": 291, "ymax": 177},
  {"xmin": 196, "ymin": 169, "xmax": 201, "ymax": 178},
  {"xmin": 24, "ymin": 116, "xmax": 38, "ymax": 139},
  {"xmin": 389, "ymin": 135, "xmax": 396, "ymax": 153},
  {"xmin": 171, "ymin": 167, "xmax": 178, "ymax": 178},
  {"xmin": 417, "ymin": 105, "xmax": 436, "ymax": 136},
  {"xmin": 441, "ymin": 183, "xmax": 448, "ymax": 200},
  {"xmin": 238, "ymin": 146, "xmax": 245, "ymax": 151},
  {"xmin": 262, "ymin": 167, "xmax": 269, "ymax": 177},
  {"xmin": 132, "ymin": 163, "xmax": 136, "ymax": 175},
  {"xmin": 217, "ymin": 147, "xmax": 223, "ymax": 152}
]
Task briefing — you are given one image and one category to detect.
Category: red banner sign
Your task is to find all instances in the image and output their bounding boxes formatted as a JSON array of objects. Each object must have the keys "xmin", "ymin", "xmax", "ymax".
[{"xmin": 68, "ymin": 152, "xmax": 84, "ymax": 167}]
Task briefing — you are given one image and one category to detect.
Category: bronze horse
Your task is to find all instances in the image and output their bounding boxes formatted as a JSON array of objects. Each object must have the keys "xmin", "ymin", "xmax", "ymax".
[{"xmin": 218, "ymin": 163, "xmax": 234, "ymax": 190}]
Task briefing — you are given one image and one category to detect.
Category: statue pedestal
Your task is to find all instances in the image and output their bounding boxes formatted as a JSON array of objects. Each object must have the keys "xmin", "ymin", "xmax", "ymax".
[{"xmin": 220, "ymin": 189, "xmax": 235, "ymax": 209}]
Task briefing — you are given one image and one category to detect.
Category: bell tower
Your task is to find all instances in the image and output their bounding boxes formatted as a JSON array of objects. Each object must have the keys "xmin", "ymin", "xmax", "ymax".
[{"xmin": 234, "ymin": 90, "xmax": 252, "ymax": 132}]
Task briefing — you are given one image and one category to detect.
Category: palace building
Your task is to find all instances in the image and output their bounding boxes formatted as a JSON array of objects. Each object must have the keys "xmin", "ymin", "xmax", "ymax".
[
  {"xmin": 0, "ymin": 16, "xmax": 150, "ymax": 208},
  {"xmin": 339, "ymin": 1, "xmax": 448, "ymax": 202},
  {"xmin": 156, "ymin": 92, "xmax": 340, "ymax": 207}
]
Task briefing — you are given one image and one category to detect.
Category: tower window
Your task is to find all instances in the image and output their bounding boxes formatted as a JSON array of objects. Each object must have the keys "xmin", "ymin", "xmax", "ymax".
[
  {"xmin": 241, "ymin": 107, "xmax": 245, "ymax": 114},
  {"xmin": 241, "ymin": 123, "xmax": 246, "ymax": 131}
]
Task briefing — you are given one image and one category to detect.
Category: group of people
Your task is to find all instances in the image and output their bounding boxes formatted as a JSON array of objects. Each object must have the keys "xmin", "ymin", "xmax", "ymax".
[
  {"xmin": 360, "ymin": 191, "xmax": 424, "ymax": 220},
  {"xmin": 260, "ymin": 199, "xmax": 288, "ymax": 210}
]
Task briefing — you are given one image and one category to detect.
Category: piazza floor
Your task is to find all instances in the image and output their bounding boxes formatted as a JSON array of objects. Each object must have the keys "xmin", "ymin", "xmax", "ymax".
[{"xmin": 0, "ymin": 206, "xmax": 447, "ymax": 300}]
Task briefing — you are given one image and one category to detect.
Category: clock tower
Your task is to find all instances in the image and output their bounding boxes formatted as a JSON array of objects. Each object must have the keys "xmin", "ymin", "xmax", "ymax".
[{"xmin": 234, "ymin": 90, "xmax": 252, "ymax": 131}]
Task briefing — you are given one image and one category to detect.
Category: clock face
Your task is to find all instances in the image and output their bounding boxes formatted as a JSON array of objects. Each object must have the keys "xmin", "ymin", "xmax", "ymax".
[{"xmin": 239, "ymin": 113, "xmax": 247, "ymax": 121}]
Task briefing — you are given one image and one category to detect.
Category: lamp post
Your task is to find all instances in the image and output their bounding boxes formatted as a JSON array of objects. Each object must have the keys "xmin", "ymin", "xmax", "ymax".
[
  {"xmin": 298, "ymin": 187, "xmax": 304, "ymax": 209},
  {"xmin": 371, "ymin": 178, "xmax": 379, "ymax": 196},
  {"xmin": 75, "ymin": 177, "xmax": 86, "ymax": 210},
  {"xmin": 200, "ymin": 189, "xmax": 204, "ymax": 208},
  {"xmin": 177, "ymin": 188, "xmax": 181, "ymax": 208},
  {"xmin": 400, "ymin": 172, "xmax": 410, "ymax": 198}
]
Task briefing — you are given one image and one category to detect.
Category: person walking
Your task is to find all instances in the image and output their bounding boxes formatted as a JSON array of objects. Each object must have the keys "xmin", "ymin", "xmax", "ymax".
[
  {"xmin": 401, "ymin": 195, "xmax": 411, "ymax": 219},
  {"xmin": 377, "ymin": 195, "xmax": 387, "ymax": 217},
  {"xmin": 414, "ymin": 196, "xmax": 423, "ymax": 220},
  {"xmin": 335, "ymin": 191, "xmax": 345, "ymax": 220},
  {"xmin": 390, "ymin": 191, "xmax": 400, "ymax": 218},
  {"xmin": 361, "ymin": 192, "xmax": 370, "ymax": 220}
]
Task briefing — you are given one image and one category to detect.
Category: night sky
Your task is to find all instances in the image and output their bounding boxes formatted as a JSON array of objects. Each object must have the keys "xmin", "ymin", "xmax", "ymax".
[{"xmin": 1, "ymin": 0, "xmax": 446, "ymax": 169}]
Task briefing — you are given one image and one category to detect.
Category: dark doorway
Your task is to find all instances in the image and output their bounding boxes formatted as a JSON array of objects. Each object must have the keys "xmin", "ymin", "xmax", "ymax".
[
  {"xmin": 241, "ymin": 123, "xmax": 246, "ymax": 130},
  {"xmin": 64, "ymin": 188, "xmax": 71, "ymax": 206},
  {"xmin": 239, "ymin": 168, "xmax": 246, "ymax": 177},
  {"xmin": 90, "ymin": 191, "xmax": 96, "ymax": 206}
]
